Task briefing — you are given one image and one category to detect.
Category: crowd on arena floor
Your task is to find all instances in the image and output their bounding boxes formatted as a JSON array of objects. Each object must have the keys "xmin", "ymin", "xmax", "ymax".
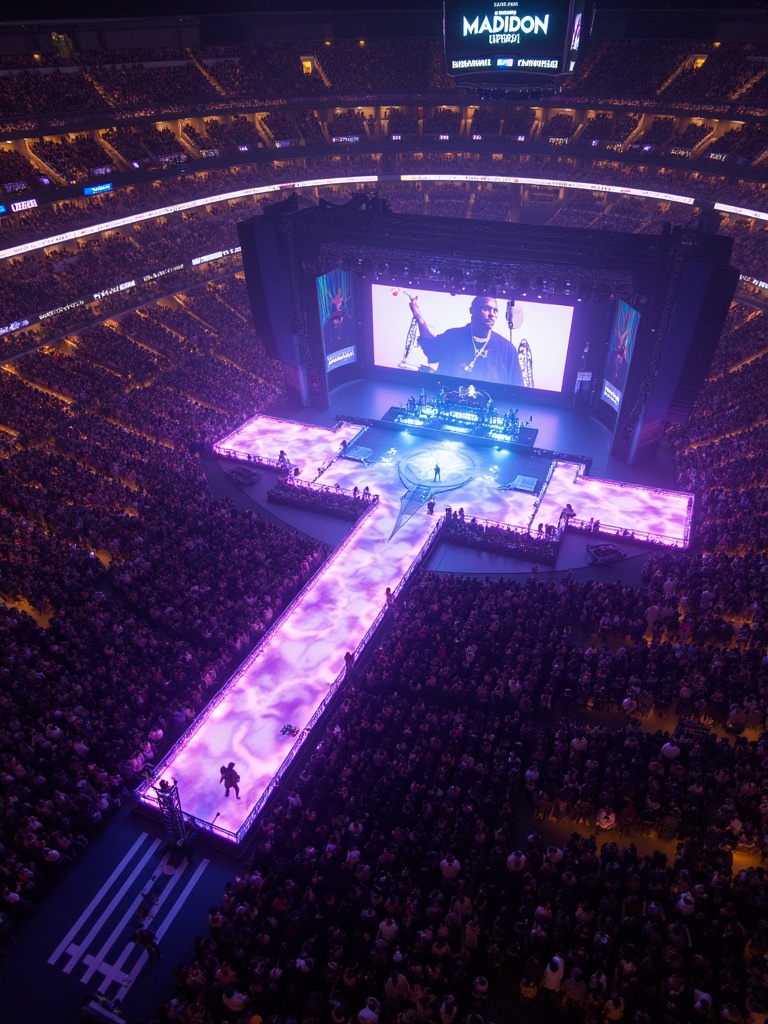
[
  {"xmin": 267, "ymin": 480, "xmax": 377, "ymax": 521},
  {"xmin": 441, "ymin": 513, "xmax": 560, "ymax": 565},
  {"xmin": 153, "ymin": 568, "xmax": 768, "ymax": 1024},
  {"xmin": 0, "ymin": 388, "xmax": 326, "ymax": 927}
]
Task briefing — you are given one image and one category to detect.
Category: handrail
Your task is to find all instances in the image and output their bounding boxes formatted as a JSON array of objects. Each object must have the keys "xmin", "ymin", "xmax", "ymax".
[
  {"xmin": 567, "ymin": 516, "xmax": 686, "ymax": 548},
  {"xmin": 135, "ymin": 506, "xmax": 445, "ymax": 843}
]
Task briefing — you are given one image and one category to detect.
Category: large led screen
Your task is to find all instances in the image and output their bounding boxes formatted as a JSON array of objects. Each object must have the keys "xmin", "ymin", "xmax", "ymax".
[
  {"xmin": 317, "ymin": 268, "xmax": 357, "ymax": 372},
  {"xmin": 601, "ymin": 299, "xmax": 640, "ymax": 411},
  {"xmin": 444, "ymin": 0, "xmax": 575, "ymax": 75},
  {"xmin": 372, "ymin": 283, "xmax": 574, "ymax": 392}
]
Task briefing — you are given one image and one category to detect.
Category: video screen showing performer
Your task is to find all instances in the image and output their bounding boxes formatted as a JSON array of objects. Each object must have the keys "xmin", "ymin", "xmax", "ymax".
[
  {"xmin": 371, "ymin": 283, "xmax": 574, "ymax": 392},
  {"xmin": 601, "ymin": 299, "xmax": 640, "ymax": 411},
  {"xmin": 409, "ymin": 294, "xmax": 522, "ymax": 385},
  {"xmin": 317, "ymin": 269, "xmax": 357, "ymax": 369}
]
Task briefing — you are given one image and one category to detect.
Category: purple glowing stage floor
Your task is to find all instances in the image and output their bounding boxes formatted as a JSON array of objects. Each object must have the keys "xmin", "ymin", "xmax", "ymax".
[
  {"xmin": 138, "ymin": 416, "xmax": 692, "ymax": 842},
  {"xmin": 533, "ymin": 461, "xmax": 693, "ymax": 547},
  {"xmin": 139, "ymin": 417, "xmax": 443, "ymax": 842},
  {"xmin": 215, "ymin": 414, "xmax": 364, "ymax": 478}
]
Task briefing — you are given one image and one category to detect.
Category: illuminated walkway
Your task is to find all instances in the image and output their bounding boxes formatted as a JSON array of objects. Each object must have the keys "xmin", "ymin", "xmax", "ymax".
[
  {"xmin": 138, "ymin": 416, "xmax": 441, "ymax": 842},
  {"xmin": 533, "ymin": 461, "xmax": 692, "ymax": 547},
  {"xmin": 138, "ymin": 414, "xmax": 691, "ymax": 843}
]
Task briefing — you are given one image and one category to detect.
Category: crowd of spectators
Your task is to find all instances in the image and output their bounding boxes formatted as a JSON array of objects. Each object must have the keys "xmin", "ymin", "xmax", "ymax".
[
  {"xmin": 317, "ymin": 38, "xmax": 453, "ymax": 95},
  {"xmin": 668, "ymin": 122, "xmax": 715, "ymax": 158},
  {"xmin": 203, "ymin": 116, "xmax": 264, "ymax": 155},
  {"xmin": 661, "ymin": 285, "xmax": 768, "ymax": 555},
  {"xmin": 329, "ymin": 111, "xmax": 371, "ymax": 141},
  {"xmin": 386, "ymin": 110, "xmax": 420, "ymax": 141},
  {"xmin": 441, "ymin": 512, "xmax": 560, "ymax": 564},
  {"xmin": 563, "ymin": 40, "xmax": 700, "ymax": 103},
  {"xmin": 295, "ymin": 111, "xmax": 327, "ymax": 147},
  {"xmin": 703, "ymin": 123, "xmax": 768, "ymax": 164},
  {"xmin": 708, "ymin": 304, "xmax": 766, "ymax": 374},
  {"xmin": 0, "ymin": 208, "xmax": 319, "ymax": 944},
  {"xmin": 88, "ymin": 63, "xmax": 220, "ymax": 113},
  {"xmin": 577, "ymin": 113, "xmax": 642, "ymax": 152},
  {"xmin": 423, "ymin": 108, "xmax": 462, "ymax": 140},
  {"xmin": 633, "ymin": 117, "xmax": 677, "ymax": 152},
  {"xmin": 0, "ymin": 268, "xmax": 324, "ymax": 923},
  {"xmin": 2, "ymin": 34, "xmax": 768, "ymax": 157},
  {"xmin": 267, "ymin": 479, "xmax": 377, "ymax": 521},
  {"xmin": 547, "ymin": 193, "xmax": 608, "ymax": 230},
  {"xmin": 541, "ymin": 114, "xmax": 578, "ymax": 145},
  {"xmin": 737, "ymin": 70, "xmax": 768, "ymax": 117},
  {"xmin": 661, "ymin": 44, "xmax": 763, "ymax": 108},
  {"xmin": 28, "ymin": 134, "xmax": 113, "ymax": 183},
  {"xmin": 0, "ymin": 273, "xmax": 285, "ymax": 440},
  {"xmin": 577, "ymin": 113, "xmax": 614, "ymax": 148},
  {"xmin": 0, "ymin": 196, "xmax": 267, "ymax": 358},
  {"xmin": 469, "ymin": 108, "xmax": 501, "ymax": 139},
  {"xmin": 182, "ymin": 124, "xmax": 217, "ymax": 158},
  {"xmin": 1, "ymin": 36, "xmax": 765, "ymax": 128},
  {"xmin": 154, "ymin": 566, "xmax": 768, "ymax": 1024},
  {"xmin": 425, "ymin": 183, "xmax": 471, "ymax": 219},
  {"xmin": 263, "ymin": 112, "xmax": 304, "ymax": 148},
  {"xmin": 1, "ymin": 30, "xmax": 768, "ymax": 1024},
  {"xmin": 469, "ymin": 186, "xmax": 517, "ymax": 222},
  {"xmin": 0, "ymin": 146, "xmax": 53, "ymax": 193},
  {"xmin": 501, "ymin": 108, "xmax": 537, "ymax": 141},
  {"xmin": 727, "ymin": 222, "xmax": 768, "ymax": 286},
  {"xmin": 0, "ymin": 67, "xmax": 105, "ymax": 121},
  {"xmin": 101, "ymin": 124, "xmax": 189, "ymax": 168}
]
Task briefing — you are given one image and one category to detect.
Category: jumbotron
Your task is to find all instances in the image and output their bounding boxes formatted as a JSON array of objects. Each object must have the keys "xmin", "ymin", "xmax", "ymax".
[{"xmin": 463, "ymin": 13, "xmax": 551, "ymax": 35}]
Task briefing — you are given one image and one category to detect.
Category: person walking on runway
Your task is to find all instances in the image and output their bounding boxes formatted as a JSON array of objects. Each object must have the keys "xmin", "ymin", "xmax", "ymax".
[{"xmin": 220, "ymin": 762, "xmax": 240, "ymax": 799}]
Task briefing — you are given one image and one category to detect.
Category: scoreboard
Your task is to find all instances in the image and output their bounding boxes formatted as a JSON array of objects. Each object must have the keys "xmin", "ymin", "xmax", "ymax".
[{"xmin": 444, "ymin": 0, "xmax": 585, "ymax": 77}]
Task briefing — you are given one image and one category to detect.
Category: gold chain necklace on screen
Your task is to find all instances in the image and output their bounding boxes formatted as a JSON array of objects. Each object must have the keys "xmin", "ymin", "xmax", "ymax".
[{"xmin": 466, "ymin": 329, "xmax": 491, "ymax": 372}]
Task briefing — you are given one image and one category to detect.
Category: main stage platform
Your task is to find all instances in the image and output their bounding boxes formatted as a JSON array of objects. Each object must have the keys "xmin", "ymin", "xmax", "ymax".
[
  {"xmin": 381, "ymin": 388, "xmax": 538, "ymax": 452},
  {"xmin": 381, "ymin": 405, "xmax": 538, "ymax": 451}
]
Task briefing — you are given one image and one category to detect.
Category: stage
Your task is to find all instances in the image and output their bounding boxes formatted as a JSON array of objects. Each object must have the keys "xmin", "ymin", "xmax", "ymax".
[
  {"xmin": 136, "ymin": 385, "xmax": 692, "ymax": 845},
  {"xmin": 381, "ymin": 406, "xmax": 539, "ymax": 452},
  {"xmin": 381, "ymin": 386, "xmax": 539, "ymax": 452}
]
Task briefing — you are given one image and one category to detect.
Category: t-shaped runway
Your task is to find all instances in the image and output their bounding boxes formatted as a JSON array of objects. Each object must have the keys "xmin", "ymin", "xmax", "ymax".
[{"xmin": 137, "ymin": 413, "xmax": 691, "ymax": 843}]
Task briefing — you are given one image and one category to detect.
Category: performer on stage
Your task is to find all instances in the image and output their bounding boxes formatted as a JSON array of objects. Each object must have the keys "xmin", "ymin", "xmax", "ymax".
[
  {"xmin": 558, "ymin": 503, "xmax": 576, "ymax": 529},
  {"xmin": 220, "ymin": 762, "xmax": 241, "ymax": 799}
]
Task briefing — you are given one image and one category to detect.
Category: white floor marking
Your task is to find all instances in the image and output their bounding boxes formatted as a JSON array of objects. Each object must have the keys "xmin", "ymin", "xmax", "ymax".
[{"xmin": 48, "ymin": 833, "xmax": 151, "ymax": 966}]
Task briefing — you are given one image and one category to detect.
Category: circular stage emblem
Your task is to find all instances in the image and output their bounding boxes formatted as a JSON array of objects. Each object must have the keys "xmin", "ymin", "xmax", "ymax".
[{"xmin": 398, "ymin": 447, "xmax": 476, "ymax": 492}]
